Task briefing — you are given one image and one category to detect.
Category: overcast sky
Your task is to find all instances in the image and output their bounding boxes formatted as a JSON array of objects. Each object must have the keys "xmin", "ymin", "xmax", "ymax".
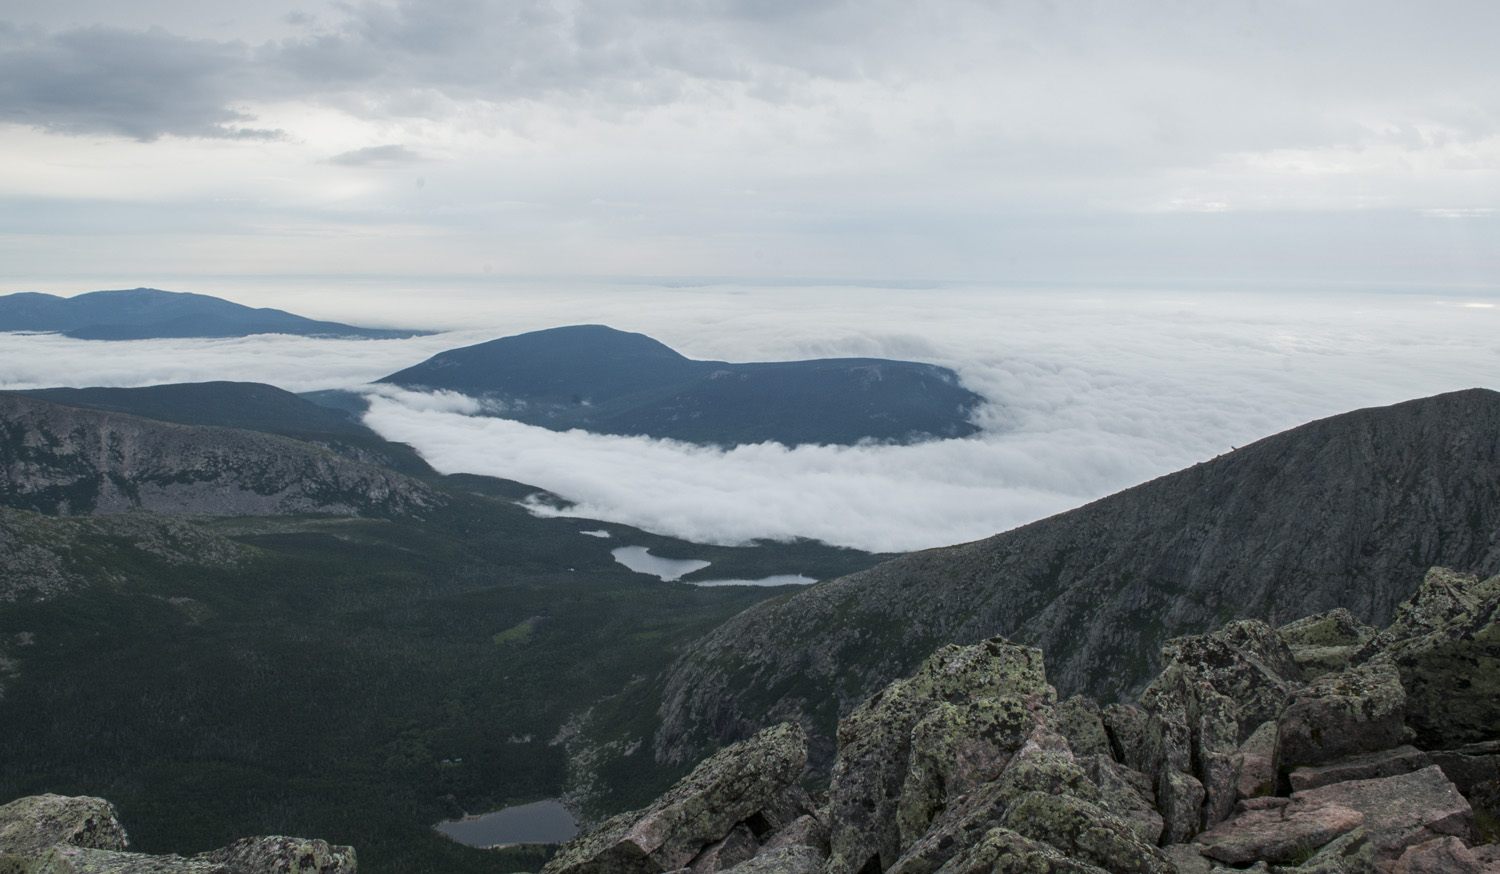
[{"xmin": 2, "ymin": 0, "xmax": 1498, "ymax": 285}]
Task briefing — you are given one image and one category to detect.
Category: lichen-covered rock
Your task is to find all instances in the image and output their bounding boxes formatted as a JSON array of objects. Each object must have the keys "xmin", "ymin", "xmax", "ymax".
[
  {"xmin": 1102, "ymin": 704, "xmax": 1150, "ymax": 772},
  {"xmin": 1158, "ymin": 844, "xmax": 1213, "ymax": 874},
  {"xmin": 929, "ymin": 827, "xmax": 1108, "ymax": 874},
  {"xmin": 30, "ymin": 845, "xmax": 230, "ymax": 873},
  {"xmin": 1387, "ymin": 835, "xmax": 1485, "ymax": 874},
  {"xmin": 993, "ymin": 729, "xmax": 1099, "ymax": 804},
  {"xmin": 886, "ymin": 784, "xmax": 1013, "ymax": 874},
  {"xmin": 1288, "ymin": 746, "xmax": 1432, "ymax": 793},
  {"xmin": 1289, "ymin": 826, "xmax": 1376, "ymax": 874},
  {"xmin": 1382, "ymin": 590, "xmax": 1500, "ymax": 749},
  {"xmin": 1278, "ymin": 610, "xmax": 1377, "ymax": 650},
  {"xmin": 1211, "ymin": 621, "xmax": 1303, "ymax": 685},
  {"xmin": 717, "ymin": 845, "xmax": 824, "ymax": 874},
  {"xmin": 193, "ymin": 836, "xmax": 355, "ymax": 874},
  {"xmin": 1192, "ymin": 796, "xmax": 1364, "ymax": 865},
  {"xmin": 544, "ymin": 722, "xmax": 807, "ymax": 874},
  {"xmin": 1080, "ymin": 755, "xmax": 1163, "ymax": 845},
  {"xmin": 1276, "ymin": 660, "xmax": 1405, "ymax": 769},
  {"xmin": 1289, "ymin": 766, "xmax": 1476, "ymax": 860},
  {"xmin": 826, "ymin": 639, "xmax": 1052, "ymax": 874},
  {"xmin": 896, "ymin": 696, "xmax": 1037, "ymax": 846},
  {"xmin": 1158, "ymin": 769, "xmax": 1206, "ymax": 845},
  {"xmin": 1000, "ymin": 791, "xmax": 1174, "ymax": 874},
  {"xmin": 0, "ymin": 795, "xmax": 129, "ymax": 857},
  {"xmin": 1050, "ymin": 697, "xmax": 1113, "ymax": 759},
  {"xmin": 1235, "ymin": 722, "xmax": 1279, "ymax": 801},
  {"xmin": 1144, "ymin": 628, "xmax": 1297, "ymax": 738}
]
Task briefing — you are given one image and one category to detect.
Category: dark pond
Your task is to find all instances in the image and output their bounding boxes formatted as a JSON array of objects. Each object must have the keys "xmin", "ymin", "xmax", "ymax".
[{"xmin": 435, "ymin": 799, "xmax": 579, "ymax": 848}]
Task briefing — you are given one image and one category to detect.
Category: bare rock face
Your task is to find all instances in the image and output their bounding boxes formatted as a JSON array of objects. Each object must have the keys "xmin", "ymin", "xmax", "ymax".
[
  {"xmin": 1388, "ymin": 836, "xmax": 1486, "ymax": 874},
  {"xmin": 0, "ymin": 794, "xmax": 129, "ymax": 857},
  {"xmin": 544, "ymin": 722, "xmax": 808, "ymax": 874},
  {"xmin": 1288, "ymin": 746, "xmax": 1432, "ymax": 793},
  {"xmin": 1381, "ymin": 582, "xmax": 1500, "ymax": 749},
  {"xmin": 195, "ymin": 836, "xmax": 356, "ymax": 874}
]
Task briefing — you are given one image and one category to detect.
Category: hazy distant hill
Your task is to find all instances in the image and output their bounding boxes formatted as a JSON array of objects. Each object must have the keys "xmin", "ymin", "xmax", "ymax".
[
  {"xmin": 378, "ymin": 324, "xmax": 984, "ymax": 447},
  {"xmin": 651, "ymin": 388, "xmax": 1500, "ymax": 765},
  {"xmin": 0, "ymin": 288, "xmax": 430, "ymax": 340}
]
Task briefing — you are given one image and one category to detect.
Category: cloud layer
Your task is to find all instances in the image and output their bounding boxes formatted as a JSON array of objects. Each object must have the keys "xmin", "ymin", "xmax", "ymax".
[{"xmin": 6, "ymin": 281, "xmax": 1494, "ymax": 552}]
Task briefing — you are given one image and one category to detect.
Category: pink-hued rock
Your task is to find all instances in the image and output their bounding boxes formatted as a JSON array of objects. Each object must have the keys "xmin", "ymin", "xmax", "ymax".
[
  {"xmin": 1289, "ymin": 745, "xmax": 1432, "ymax": 792},
  {"xmin": 687, "ymin": 825, "xmax": 758, "ymax": 874},
  {"xmin": 1193, "ymin": 796, "xmax": 1364, "ymax": 865},
  {"xmin": 1291, "ymin": 765, "xmax": 1476, "ymax": 860},
  {"xmin": 1235, "ymin": 721, "xmax": 1279, "ymax": 801},
  {"xmin": 1277, "ymin": 659, "xmax": 1406, "ymax": 769},
  {"xmin": 1387, "ymin": 836, "xmax": 1484, "ymax": 874}
]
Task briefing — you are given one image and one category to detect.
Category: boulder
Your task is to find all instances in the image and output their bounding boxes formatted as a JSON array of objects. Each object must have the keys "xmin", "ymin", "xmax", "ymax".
[
  {"xmin": 1000, "ymin": 791, "xmax": 1174, "ymax": 874},
  {"xmin": 886, "ymin": 784, "xmax": 1013, "ymax": 874},
  {"xmin": 543, "ymin": 722, "xmax": 808, "ymax": 874},
  {"xmin": 1080, "ymin": 755, "xmax": 1163, "ymax": 845},
  {"xmin": 826, "ymin": 639, "xmax": 1053, "ymax": 874},
  {"xmin": 1290, "ymin": 826, "xmax": 1376, "ymax": 874},
  {"xmin": 686, "ymin": 825, "xmax": 759, "ymax": 874},
  {"xmin": 1235, "ymin": 721, "xmax": 1279, "ymax": 801},
  {"xmin": 1192, "ymin": 796, "xmax": 1364, "ymax": 865},
  {"xmin": 1428, "ymin": 741, "xmax": 1500, "ymax": 841},
  {"xmin": 1276, "ymin": 659, "xmax": 1405, "ymax": 769},
  {"xmin": 1143, "ymin": 626, "xmax": 1297, "ymax": 737},
  {"xmin": 1277, "ymin": 609, "xmax": 1377, "ymax": 650},
  {"xmin": 1290, "ymin": 765, "xmax": 1476, "ymax": 860},
  {"xmin": 1288, "ymin": 746, "xmax": 1432, "ymax": 793},
  {"xmin": 1387, "ymin": 835, "xmax": 1485, "ymax": 874},
  {"xmin": 1158, "ymin": 843, "xmax": 1214, "ymax": 874},
  {"xmin": 1383, "ymin": 591, "xmax": 1500, "ymax": 749},
  {"xmin": 1101, "ymin": 703, "xmax": 1150, "ymax": 772},
  {"xmin": 717, "ymin": 845, "xmax": 824, "ymax": 874},
  {"xmin": 0, "ymin": 795, "xmax": 129, "ymax": 856},
  {"xmin": 1211, "ymin": 620, "xmax": 1303, "ymax": 685},
  {"xmin": 1157, "ymin": 769, "xmax": 1206, "ymax": 845},
  {"xmin": 896, "ymin": 696, "xmax": 1038, "ymax": 846}
]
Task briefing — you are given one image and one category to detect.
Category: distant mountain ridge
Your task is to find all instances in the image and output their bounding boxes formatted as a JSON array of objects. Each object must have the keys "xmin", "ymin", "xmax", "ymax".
[
  {"xmin": 651, "ymin": 388, "xmax": 1500, "ymax": 766},
  {"xmin": 0, "ymin": 288, "xmax": 430, "ymax": 340},
  {"xmin": 0, "ymin": 393, "xmax": 442, "ymax": 518},
  {"xmin": 379, "ymin": 324, "xmax": 984, "ymax": 447}
]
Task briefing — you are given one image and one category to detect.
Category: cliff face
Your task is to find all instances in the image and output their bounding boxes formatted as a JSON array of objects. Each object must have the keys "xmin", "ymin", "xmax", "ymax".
[
  {"xmin": 654, "ymin": 389, "xmax": 1500, "ymax": 766},
  {"xmin": 549, "ymin": 568, "xmax": 1500, "ymax": 874},
  {"xmin": 0, "ymin": 394, "xmax": 442, "ymax": 518}
]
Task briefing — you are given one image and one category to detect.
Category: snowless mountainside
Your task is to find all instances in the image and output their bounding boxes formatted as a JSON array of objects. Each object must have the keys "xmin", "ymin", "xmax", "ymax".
[{"xmin": 653, "ymin": 389, "xmax": 1500, "ymax": 767}]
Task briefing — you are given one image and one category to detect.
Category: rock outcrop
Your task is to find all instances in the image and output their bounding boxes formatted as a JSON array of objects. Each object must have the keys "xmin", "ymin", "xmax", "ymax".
[
  {"xmin": 0, "ymin": 394, "xmax": 441, "ymax": 518},
  {"xmin": 654, "ymin": 390, "xmax": 1500, "ymax": 767},
  {"xmin": 557, "ymin": 566, "xmax": 1500, "ymax": 874},
  {"xmin": 0, "ymin": 793, "xmax": 355, "ymax": 873}
]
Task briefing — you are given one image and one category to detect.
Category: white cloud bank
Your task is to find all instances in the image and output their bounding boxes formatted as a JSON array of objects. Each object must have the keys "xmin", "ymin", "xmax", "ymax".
[{"xmin": 3, "ymin": 282, "xmax": 1496, "ymax": 553}]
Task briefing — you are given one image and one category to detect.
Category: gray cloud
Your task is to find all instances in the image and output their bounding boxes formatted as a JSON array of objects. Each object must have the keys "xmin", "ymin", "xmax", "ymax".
[
  {"xmin": 0, "ymin": 23, "xmax": 278, "ymax": 140},
  {"xmin": 327, "ymin": 144, "xmax": 428, "ymax": 166}
]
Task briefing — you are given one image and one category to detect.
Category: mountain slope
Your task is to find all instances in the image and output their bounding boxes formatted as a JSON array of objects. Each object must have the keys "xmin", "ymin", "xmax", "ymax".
[
  {"xmin": 379, "ymin": 324, "xmax": 983, "ymax": 447},
  {"xmin": 18, "ymin": 382, "xmax": 433, "ymax": 475},
  {"xmin": 652, "ymin": 388, "xmax": 1500, "ymax": 765},
  {"xmin": 0, "ymin": 288, "xmax": 429, "ymax": 340},
  {"xmin": 0, "ymin": 393, "xmax": 442, "ymax": 517}
]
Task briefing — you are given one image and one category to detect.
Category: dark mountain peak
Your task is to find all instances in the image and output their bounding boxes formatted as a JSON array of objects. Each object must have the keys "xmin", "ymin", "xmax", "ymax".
[
  {"xmin": 380, "ymin": 324, "xmax": 984, "ymax": 447},
  {"xmin": 652, "ymin": 387, "xmax": 1500, "ymax": 765},
  {"xmin": 0, "ymin": 287, "xmax": 430, "ymax": 340}
]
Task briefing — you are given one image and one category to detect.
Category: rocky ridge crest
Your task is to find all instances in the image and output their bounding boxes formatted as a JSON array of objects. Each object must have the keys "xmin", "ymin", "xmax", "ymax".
[{"xmin": 551, "ymin": 566, "xmax": 1500, "ymax": 874}]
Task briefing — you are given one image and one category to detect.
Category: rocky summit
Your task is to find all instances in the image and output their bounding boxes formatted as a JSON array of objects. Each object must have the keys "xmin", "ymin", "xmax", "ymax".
[
  {"xmin": 0, "ymin": 793, "xmax": 355, "ymax": 873},
  {"xmin": 550, "ymin": 566, "xmax": 1500, "ymax": 874}
]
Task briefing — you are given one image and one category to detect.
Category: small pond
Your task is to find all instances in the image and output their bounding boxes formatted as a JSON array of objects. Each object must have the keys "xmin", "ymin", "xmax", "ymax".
[
  {"xmin": 610, "ymin": 546, "xmax": 711, "ymax": 581},
  {"xmin": 434, "ymin": 799, "xmax": 579, "ymax": 849}
]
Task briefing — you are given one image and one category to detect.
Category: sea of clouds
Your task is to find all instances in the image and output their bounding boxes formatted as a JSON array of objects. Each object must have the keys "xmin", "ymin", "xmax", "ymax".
[{"xmin": 3, "ymin": 281, "xmax": 1496, "ymax": 552}]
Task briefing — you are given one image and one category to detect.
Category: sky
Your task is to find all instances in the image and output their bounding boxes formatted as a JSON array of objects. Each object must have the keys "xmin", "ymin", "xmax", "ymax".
[{"xmin": 1, "ymin": 0, "xmax": 1498, "ymax": 284}]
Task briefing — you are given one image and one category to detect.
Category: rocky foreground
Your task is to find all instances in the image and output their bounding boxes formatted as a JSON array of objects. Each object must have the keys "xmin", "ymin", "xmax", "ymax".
[
  {"xmin": 0, "ymin": 793, "xmax": 355, "ymax": 873},
  {"xmin": 547, "ymin": 567, "xmax": 1500, "ymax": 874}
]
